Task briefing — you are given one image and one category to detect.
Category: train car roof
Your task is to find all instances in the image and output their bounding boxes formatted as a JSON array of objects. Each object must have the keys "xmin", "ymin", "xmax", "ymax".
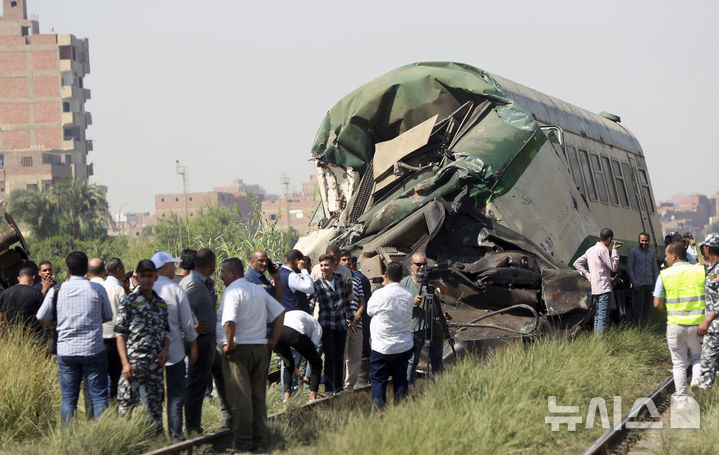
[{"xmin": 490, "ymin": 73, "xmax": 644, "ymax": 157}]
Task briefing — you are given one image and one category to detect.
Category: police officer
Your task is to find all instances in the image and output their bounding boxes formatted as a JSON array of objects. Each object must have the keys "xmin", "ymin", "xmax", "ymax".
[
  {"xmin": 653, "ymin": 241, "xmax": 706, "ymax": 399},
  {"xmin": 115, "ymin": 260, "xmax": 170, "ymax": 432},
  {"xmin": 697, "ymin": 233, "xmax": 719, "ymax": 390}
]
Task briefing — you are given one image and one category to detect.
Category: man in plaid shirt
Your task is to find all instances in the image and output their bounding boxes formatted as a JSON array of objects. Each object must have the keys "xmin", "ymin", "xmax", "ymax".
[{"xmin": 311, "ymin": 253, "xmax": 353, "ymax": 394}]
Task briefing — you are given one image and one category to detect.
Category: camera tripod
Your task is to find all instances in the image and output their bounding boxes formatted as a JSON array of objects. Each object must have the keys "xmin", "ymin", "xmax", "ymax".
[{"xmin": 418, "ymin": 278, "xmax": 456, "ymax": 378}]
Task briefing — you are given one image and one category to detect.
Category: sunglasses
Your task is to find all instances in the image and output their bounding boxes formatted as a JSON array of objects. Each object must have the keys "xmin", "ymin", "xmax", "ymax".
[{"xmin": 413, "ymin": 262, "xmax": 427, "ymax": 267}]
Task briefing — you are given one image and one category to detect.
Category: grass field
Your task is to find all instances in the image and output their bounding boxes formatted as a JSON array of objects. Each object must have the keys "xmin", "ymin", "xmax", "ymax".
[{"xmin": 0, "ymin": 322, "xmax": 678, "ymax": 454}]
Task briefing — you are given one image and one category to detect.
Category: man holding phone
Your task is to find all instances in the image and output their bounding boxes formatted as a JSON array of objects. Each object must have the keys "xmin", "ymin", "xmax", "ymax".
[
  {"xmin": 245, "ymin": 250, "xmax": 282, "ymax": 303},
  {"xmin": 573, "ymin": 228, "xmax": 621, "ymax": 336}
]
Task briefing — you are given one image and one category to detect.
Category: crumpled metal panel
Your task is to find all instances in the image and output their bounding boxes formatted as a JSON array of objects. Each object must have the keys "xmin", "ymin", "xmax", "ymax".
[{"xmin": 541, "ymin": 269, "xmax": 591, "ymax": 316}]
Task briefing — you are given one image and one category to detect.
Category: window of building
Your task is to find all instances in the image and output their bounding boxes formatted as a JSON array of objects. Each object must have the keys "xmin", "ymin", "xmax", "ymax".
[
  {"xmin": 601, "ymin": 156, "xmax": 619, "ymax": 206},
  {"xmin": 21, "ymin": 26, "xmax": 29, "ymax": 37},
  {"xmin": 10, "ymin": 1, "xmax": 18, "ymax": 7},
  {"xmin": 578, "ymin": 150, "xmax": 597, "ymax": 201},
  {"xmin": 611, "ymin": 160, "xmax": 630, "ymax": 207},
  {"xmin": 189, "ymin": 197, "xmax": 193, "ymax": 201},
  {"xmin": 190, "ymin": 212, "xmax": 194, "ymax": 217},
  {"xmin": 175, "ymin": 197, "xmax": 179, "ymax": 202},
  {"xmin": 566, "ymin": 146, "xmax": 584, "ymax": 195},
  {"xmin": 63, "ymin": 102, "xmax": 70, "ymax": 112},
  {"xmin": 65, "ymin": 154, "xmax": 72, "ymax": 165},
  {"xmin": 78, "ymin": 77, "xmax": 83, "ymax": 88},
  {"xmin": 269, "ymin": 214, "xmax": 277, "ymax": 221},
  {"xmin": 72, "ymin": 46, "xmax": 76, "ymax": 61},
  {"xmin": 21, "ymin": 156, "xmax": 32, "ymax": 167},
  {"xmin": 161, "ymin": 213, "xmax": 166, "ymax": 218},
  {"xmin": 589, "ymin": 153, "xmax": 608, "ymax": 203},
  {"xmin": 27, "ymin": 184, "xmax": 38, "ymax": 190},
  {"xmin": 59, "ymin": 45, "xmax": 71, "ymax": 60},
  {"xmin": 42, "ymin": 180, "xmax": 52, "ymax": 192},
  {"xmin": 0, "ymin": 154, "xmax": 4, "ymax": 169}
]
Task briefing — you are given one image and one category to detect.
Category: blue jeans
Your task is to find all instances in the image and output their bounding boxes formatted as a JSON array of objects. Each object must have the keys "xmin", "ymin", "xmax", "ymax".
[
  {"xmin": 370, "ymin": 349, "xmax": 412, "ymax": 411},
  {"xmin": 593, "ymin": 292, "xmax": 611, "ymax": 336},
  {"xmin": 57, "ymin": 351, "xmax": 108, "ymax": 423},
  {"xmin": 166, "ymin": 361, "xmax": 187, "ymax": 440},
  {"xmin": 407, "ymin": 333, "xmax": 444, "ymax": 385}
]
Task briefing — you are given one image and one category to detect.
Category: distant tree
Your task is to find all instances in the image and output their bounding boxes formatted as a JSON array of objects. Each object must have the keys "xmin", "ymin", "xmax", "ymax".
[
  {"xmin": 8, "ymin": 178, "xmax": 111, "ymax": 240},
  {"xmin": 8, "ymin": 188, "xmax": 58, "ymax": 240},
  {"xmin": 53, "ymin": 179, "xmax": 112, "ymax": 239}
]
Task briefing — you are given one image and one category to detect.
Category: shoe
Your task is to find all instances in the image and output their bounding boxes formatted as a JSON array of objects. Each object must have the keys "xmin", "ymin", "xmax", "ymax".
[{"xmin": 690, "ymin": 379, "xmax": 699, "ymax": 392}]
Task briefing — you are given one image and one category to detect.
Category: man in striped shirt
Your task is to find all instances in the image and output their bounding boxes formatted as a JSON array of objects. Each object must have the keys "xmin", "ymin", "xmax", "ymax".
[{"xmin": 573, "ymin": 228, "xmax": 620, "ymax": 335}]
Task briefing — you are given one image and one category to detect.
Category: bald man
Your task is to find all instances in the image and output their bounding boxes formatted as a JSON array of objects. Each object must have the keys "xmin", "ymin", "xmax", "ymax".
[
  {"xmin": 245, "ymin": 250, "xmax": 281, "ymax": 302},
  {"xmin": 87, "ymin": 258, "xmax": 107, "ymax": 284}
]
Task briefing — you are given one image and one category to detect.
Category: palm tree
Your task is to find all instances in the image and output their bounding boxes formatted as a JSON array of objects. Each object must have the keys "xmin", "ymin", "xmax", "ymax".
[
  {"xmin": 52, "ymin": 178, "xmax": 112, "ymax": 239},
  {"xmin": 8, "ymin": 188, "xmax": 58, "ymax": 240}
]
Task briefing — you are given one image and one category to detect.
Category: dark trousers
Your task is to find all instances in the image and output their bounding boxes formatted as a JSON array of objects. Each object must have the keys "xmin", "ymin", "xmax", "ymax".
[
  {"xmin": 321, "ymin": 328, "xmax": 346, "ymax": 393},
  {"xmin": 212, "ymin": 345, "xmax": 232, "ymax": 423},
  {"xmin": 274, "ymin": 326, "xmax": 323, "ymax": 392},
  {"xmin": 369, "ymin": 349, "xmax": 412, "ymax": 411},
  {"xmin": 165, "ymin": 361, "xmax": 187, "ymax": 440},
  {"xmin": 631, "ymin": 284, "xmax": 654, "ymax": 326},
  {"xmin": 185, "ymin": 334, "xmax": 215, "ymax": 433},
  {"xmin": 104, "ymin": 338, "xmax": 122, "ymax": 400}
]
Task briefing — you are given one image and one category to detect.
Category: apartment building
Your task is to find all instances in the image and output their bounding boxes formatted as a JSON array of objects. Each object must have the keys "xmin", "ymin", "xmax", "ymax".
[{"xmin": 0, "ymin": 0, "xmax": 92, "ymax": 195}]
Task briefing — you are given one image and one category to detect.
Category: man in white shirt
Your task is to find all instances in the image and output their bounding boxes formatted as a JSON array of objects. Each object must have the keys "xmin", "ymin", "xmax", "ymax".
[
  {"xmin": 274, "ymin": 310, "xmax": 323, "ymax": 402},
  {"xmin": 151, "ymin": 252, "xmax": 199, "ymax": 441},
  {"xmin": 217, "ymin": 257, "xmax": 285, "ymax": 453},
  {"xmin": 367, "ymin": 261, "xmax": 414, "ymax": 411},
  {"xmin": 103, "ymin": 258, "xmax": 127, "ymax": 400}
]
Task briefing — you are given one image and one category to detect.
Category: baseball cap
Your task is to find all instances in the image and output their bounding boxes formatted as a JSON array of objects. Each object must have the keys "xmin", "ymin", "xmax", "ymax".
[
  {"xmin": 135, "ymin": 259, "xmax": 157, "ymax": 274},
  {"xmin": 151, "ymin": 251, "xmax": 181, "ymax": 269},
  {"xmin": 700, "ymin": 233, "xmax": 719, "ymax": 249}
]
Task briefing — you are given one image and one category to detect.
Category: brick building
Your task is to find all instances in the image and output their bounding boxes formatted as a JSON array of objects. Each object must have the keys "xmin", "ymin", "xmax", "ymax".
[
  {"xmin": 155, "ymin": 191, "xmax": 251, "ymax": 221},
  {"xmin": 0, "ymin": 0, "xmax": 92, "ymax": 196},
  {"xmin": 262, "ymin": 175, "xmax": 319, "ymax": 235}
]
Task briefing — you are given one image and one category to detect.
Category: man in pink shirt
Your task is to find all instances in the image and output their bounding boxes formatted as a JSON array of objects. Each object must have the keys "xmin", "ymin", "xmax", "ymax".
[{"xmin": 573, "ymin": 228, "xmax": 621, "ymax": 335}]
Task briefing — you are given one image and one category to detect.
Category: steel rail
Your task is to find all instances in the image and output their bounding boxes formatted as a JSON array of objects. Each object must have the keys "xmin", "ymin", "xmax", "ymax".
[
  {"xmin": 142, "ymin": 384, "xmax": 372, "ymax": 455},
  {"xmin": 581, "ymin": 375, "xmax": 674, "ymax": 455}
]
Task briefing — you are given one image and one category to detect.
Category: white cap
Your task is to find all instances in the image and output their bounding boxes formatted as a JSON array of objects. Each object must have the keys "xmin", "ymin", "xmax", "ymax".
[{"xmin": 152, "ymin": 251, "xmax": 181, "ymax": 269}]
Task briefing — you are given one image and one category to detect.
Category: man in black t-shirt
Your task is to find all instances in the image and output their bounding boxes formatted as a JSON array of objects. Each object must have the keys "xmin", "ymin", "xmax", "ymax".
[{"xmin": 0, "ymin": 264, "xmax": 46, "ymax": 339}]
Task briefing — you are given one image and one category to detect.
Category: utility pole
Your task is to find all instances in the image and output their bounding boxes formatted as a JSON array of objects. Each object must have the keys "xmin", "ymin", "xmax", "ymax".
[
  {"xmin": 175, "ymin": 160, "xmax": 188, "ymax": 222},
  {"xmin": 118, "ymin": 203, "xmax": 128, "ymax": 236}
]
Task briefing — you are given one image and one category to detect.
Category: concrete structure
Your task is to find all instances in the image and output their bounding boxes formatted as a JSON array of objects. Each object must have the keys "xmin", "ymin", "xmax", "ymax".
[
  {"xmin": 107, "ymin": 212, "xmax": 156, "ymax": 237},
  {"xmin": 155, "ymin": 191, "xmax": 251, "ymax": 221},
  {"xmin": 213, "ymin": 178, "xmax": 278, "ymax": 202},
  {"xmin": 660, "ymin": 192, "xmax": 719, "ymax": 238},
  {"xmin": 0, "ymin": 0, "xmax": 92, "ymax": 196},
  {"xmin": 261, "ymin": 175, "xmax": 319, "ymax": 235}
]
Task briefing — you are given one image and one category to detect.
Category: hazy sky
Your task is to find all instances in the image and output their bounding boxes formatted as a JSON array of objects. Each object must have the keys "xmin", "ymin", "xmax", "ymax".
[{"xmin": 26, "ymin": 0, "xmax": 719, "ymax": 214}]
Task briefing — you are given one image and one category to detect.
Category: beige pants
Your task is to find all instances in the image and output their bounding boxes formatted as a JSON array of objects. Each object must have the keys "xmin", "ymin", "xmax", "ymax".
[
  {"xmin": 667, "ymin": 324, "xmax": 702, "ymax": 397},
  {"xmin": 344, "ymin": 327, "xmax": 363, "ymax": 390}
]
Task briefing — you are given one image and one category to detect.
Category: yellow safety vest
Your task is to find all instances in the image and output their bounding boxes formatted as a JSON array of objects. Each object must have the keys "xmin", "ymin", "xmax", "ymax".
[{"xmin": 659, "ymin": 263, "xmax": 706, "ymax": 326}]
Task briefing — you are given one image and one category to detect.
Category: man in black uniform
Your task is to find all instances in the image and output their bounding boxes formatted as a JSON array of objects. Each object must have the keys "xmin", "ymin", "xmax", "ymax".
[{"xmin": 0, "ymin": 263, "xmax": 45, "ymax": 340}]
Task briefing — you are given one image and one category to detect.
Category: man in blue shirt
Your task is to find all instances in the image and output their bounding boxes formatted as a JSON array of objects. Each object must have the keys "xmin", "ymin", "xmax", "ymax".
[
  {"xmin": 244, "ymin": 250, "xmax": 281, "ymax": 302},
  {"xmin": 37, "ymin": 251, "xmax": 113, "ymax": 423},
  {"xmin": 627, "ymin": 232, "xmax": 659, "ymax": 326}
]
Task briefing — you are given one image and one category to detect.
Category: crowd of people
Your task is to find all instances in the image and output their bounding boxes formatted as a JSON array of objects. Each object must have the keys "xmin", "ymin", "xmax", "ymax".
[
  {"xmin": 573, "ymin": 227, "xmax": 719, "ymax": 405},
  {"xmin": 0, "ymin": 242, "xmax": 445, "ymax": 453}
]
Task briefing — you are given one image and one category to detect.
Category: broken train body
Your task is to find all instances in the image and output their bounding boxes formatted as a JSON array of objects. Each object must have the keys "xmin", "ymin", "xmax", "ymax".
[{"xmin": 297, "ymin": 62, "xmax": 661, "ymax": 357}]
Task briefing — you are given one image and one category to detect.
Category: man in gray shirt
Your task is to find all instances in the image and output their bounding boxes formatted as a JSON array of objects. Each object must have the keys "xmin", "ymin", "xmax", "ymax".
[
  {"xmin": 627, "ymin": 232, "xmax": 659, "ymax": 326},
  {"xmin": 179, "ymin": 248, "xmax": 231, "ymax": 433}
]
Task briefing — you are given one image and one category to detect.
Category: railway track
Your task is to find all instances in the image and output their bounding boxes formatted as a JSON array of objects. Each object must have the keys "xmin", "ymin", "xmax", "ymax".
[
  {"xmin": 143, "ymin": 384, "xmax": 372, "ymax": 455},
  {"xmin": 582, "ymin": 376, "xmax": 675, "ymax": 455}
]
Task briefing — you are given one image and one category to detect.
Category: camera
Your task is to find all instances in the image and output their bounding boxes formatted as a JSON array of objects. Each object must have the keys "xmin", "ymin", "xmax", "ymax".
[
  {"xmin": 370, "ymin": 277, "xmax": 384, "ymax": 284},
  {"xmin": 266, "ymin": 259, "xmax": 277, "ymax": 274}
]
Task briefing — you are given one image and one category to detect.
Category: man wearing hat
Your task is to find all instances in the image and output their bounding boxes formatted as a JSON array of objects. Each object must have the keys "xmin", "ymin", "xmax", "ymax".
[
  {"xmin": 152, "ymin": 252, "xmax": 199, "ymax": 440},
  {"xmin": 697, "ymin": 234, "xmax": 719, "ymax": 390},
  {"xmin": 115, "ymin": 259, "xmax": 170, "ymax": 433}
]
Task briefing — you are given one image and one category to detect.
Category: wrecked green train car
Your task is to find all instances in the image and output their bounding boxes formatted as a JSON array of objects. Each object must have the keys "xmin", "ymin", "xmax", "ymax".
[{"xmin": 296, "ymin": 62, "xmax": 661, "ymax": 355}]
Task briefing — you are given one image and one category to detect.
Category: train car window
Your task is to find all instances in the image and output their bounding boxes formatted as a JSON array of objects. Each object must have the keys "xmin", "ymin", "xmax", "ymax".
[
  {"xmin": 611, "ymin": 160, "xmax": 630, "ymax": 207},
  {"xmin": 621, "ymin": 162, "xmax": 640, "ymax": 210},
  {"xmin": 638, "ymin": 169, "xmax": 655, "ymax": 213},
  {"xmin": 601, "ymin": 156, "xmax": 619, "ymax": 206},
  {"xmin": 590, "ymin": 153, "xmax": 609, "ymax": 203},
  {"xmin": 578, "ymin": 150, "xmax": 598, "ymax": 201},
  {"xmin": 566, "ymin": 146, "xmax": 585, "ymax": 195}
]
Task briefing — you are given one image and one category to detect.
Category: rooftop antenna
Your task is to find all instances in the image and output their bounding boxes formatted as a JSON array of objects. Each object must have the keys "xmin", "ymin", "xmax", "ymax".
[
  {"xmin": 281, "ymin": 173, "xmax": 290, "ymax": 196},
  {"xmin": 175, "ymin": 160, "xmax": 188, "ymax": 221}
]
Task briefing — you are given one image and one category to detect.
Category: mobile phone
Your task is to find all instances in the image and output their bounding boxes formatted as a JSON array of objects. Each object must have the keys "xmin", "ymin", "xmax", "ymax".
[{"xmin": 266, "ymin": 260, "xmax": 277, "ymax": 274}]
